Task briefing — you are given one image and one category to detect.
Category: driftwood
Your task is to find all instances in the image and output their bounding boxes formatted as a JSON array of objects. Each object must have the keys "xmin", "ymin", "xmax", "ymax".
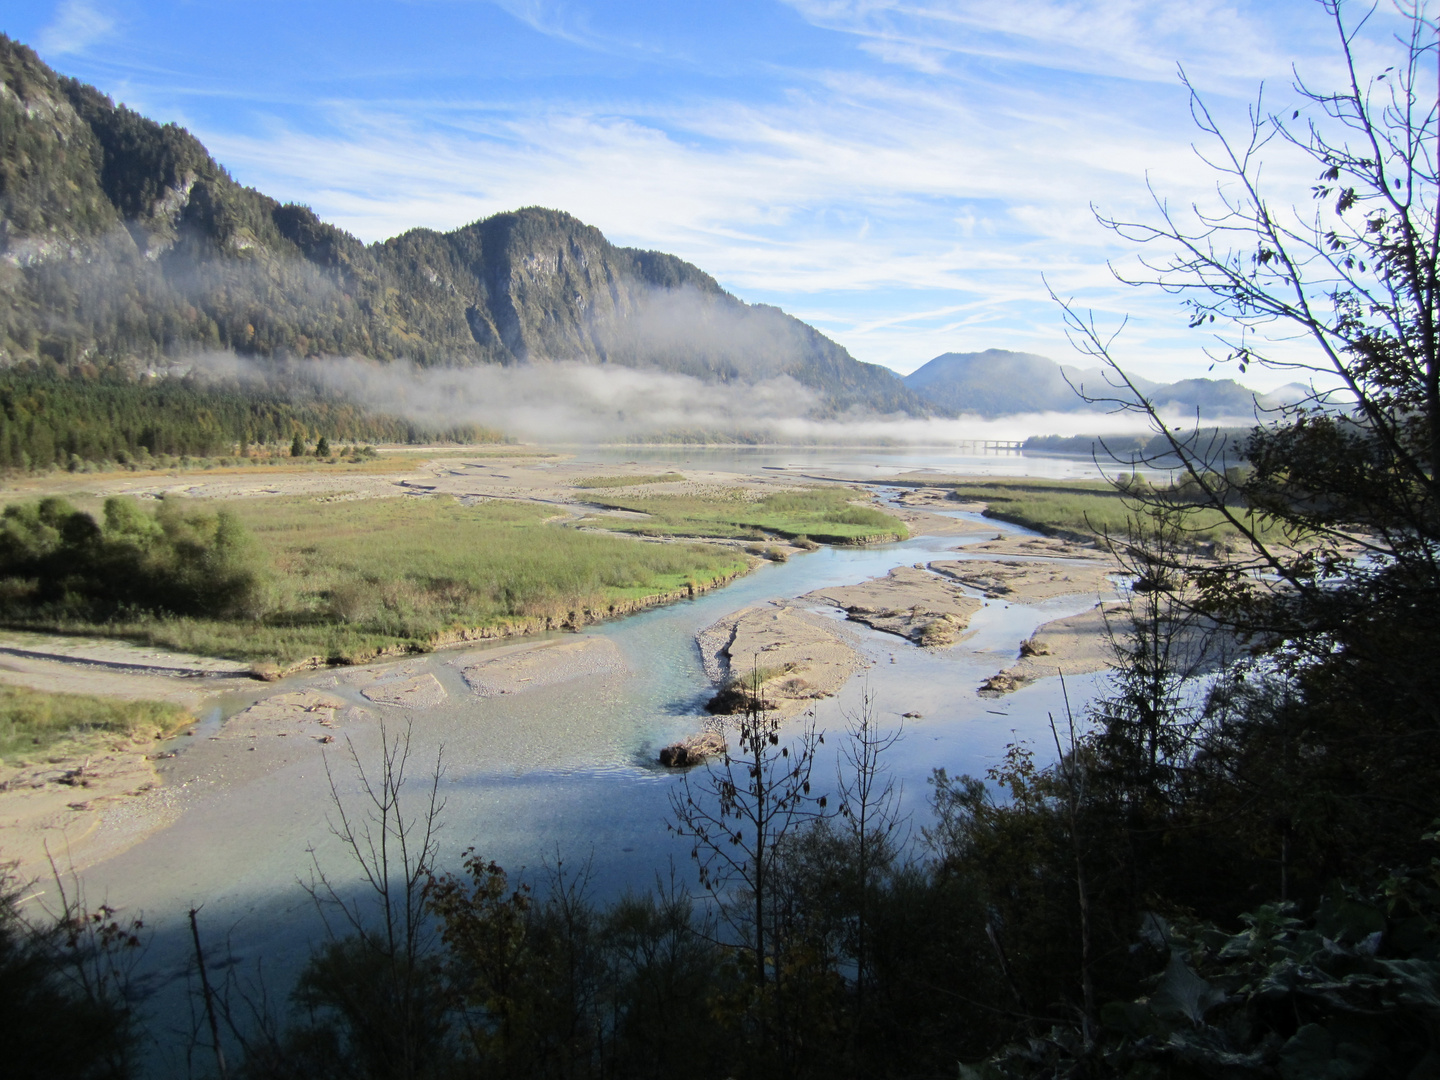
[{"xmin": 658, "ymin": 731, "xmax": 727, "ymax": 768}]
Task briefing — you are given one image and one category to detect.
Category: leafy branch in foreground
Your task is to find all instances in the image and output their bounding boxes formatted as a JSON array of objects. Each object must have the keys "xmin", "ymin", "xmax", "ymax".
[{"xmin": 1048, "ymin": 0, "xmax": 1440, "ymax": 880}]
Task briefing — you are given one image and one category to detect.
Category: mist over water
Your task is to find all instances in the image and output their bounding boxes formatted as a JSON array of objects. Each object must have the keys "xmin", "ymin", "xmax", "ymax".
[{"xmin": 186, "ymin": 351, "xmax": 1255, "ymax": 446}]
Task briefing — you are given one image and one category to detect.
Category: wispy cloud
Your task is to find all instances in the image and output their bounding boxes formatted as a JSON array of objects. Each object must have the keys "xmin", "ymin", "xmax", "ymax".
[
  {"xmin": 486, "ymin": 0, "xmax": 685, "ymax": 60},
  {"xmin": 487, "ymin": 1, "xmax": 603, "ymax": 50},
  {"xmin": 780, "ymin": 0, "xmax": 1344, "ymax": 91},
  {"xmin": 37, "ymin": 0, "xmax": 116, "ymax": 56},
  {"xmin": 43, "ymin": 0, "xmax": 1404, "ymax": 385}
]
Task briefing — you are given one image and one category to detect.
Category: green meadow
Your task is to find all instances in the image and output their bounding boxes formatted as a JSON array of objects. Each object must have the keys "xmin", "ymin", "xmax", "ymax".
[
  {"xmin": 0, "ymin": 495, "xmax": 748, "ymax": 666},
  {"xmin": 0, "ymin": 684, "xmax": 192, "ymax": 764},
  {"xmin": 580, "ymin": 486, "xmax": 908, "ymax": 544},
  {"xmin": 937, "ymin": 476, "xmax": 1277, "ymax": 546},
  {"xmin": 573, "ymin": 473, "xmax": 685, "ymax": 488}
]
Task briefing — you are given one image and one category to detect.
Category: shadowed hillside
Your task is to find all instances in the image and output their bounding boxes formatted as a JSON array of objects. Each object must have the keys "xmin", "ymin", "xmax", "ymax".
[{"xmin": 0, "ymin": 36, "xmax": 928, "ymax": 418}]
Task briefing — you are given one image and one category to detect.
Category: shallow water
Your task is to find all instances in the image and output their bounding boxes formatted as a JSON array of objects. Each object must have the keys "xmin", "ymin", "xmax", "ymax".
[
  {"xmin": 573, "ymin": 443, "xmax": 1120, "ymax": 479},
  {"xmin": 69, "ymin": 465, "xmax": 1118, "ymax": 1061}
]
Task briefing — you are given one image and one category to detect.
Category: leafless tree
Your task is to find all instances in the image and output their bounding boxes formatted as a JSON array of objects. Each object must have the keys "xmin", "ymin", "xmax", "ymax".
[
  {"xmin": 832, "ymin": 687, "xmax": 906, "ymax": 1020},
  {"xmin": 667, "ymin": 676, "xmax": 826, "ymax": 1001},
  {"xmin": 1055, "ymin": 1, "xmax": 1439, "ymax": 624}
]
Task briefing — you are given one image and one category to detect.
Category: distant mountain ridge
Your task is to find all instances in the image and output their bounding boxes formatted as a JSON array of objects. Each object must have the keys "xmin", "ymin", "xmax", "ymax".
[
  {"xmin": 903, "ymin": 349, "xmax": 1306, "ymax": 419},
  {"xmin": 0, "ymin": 36, "xmax": 929, "ymax": 418}
]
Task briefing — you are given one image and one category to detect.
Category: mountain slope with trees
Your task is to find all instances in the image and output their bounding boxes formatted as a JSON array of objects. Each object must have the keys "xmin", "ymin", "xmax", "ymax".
[{"xmin": 0, "ymin": 36, "xmax": 927, "ymax": 419}]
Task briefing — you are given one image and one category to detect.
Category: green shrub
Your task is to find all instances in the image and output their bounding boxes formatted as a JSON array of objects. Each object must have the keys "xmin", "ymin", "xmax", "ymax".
[{"xmin": 0, "ymin": 495, "xmax": 266, "ymax": 620}]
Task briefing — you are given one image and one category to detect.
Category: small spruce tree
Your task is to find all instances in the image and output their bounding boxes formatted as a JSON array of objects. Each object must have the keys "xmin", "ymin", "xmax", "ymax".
[
  {"xmin": 290, "ymin": 434, "xmax": 305, "ymax": 458},
  {"xmin": 316, "ymin": 435, "xmax": 331, "ymax": 457}
]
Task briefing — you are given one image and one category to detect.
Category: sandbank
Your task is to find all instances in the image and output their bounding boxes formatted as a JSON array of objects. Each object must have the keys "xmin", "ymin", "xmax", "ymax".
[
  {"xmin": 0, "ymin": 633, "xmax": 255, "ymax": 707},
  {"xmin": 696, "ymin": 604, "xmax": 864, "ymax": 715},
  {"xmin": 450, "ymin": 636, "xmax": 626, "ymax": 697},
  {"xmin": 0, "ymin": 630, "xmax": 591, "ymax": 880},
  {"xmin": 960, "ymin": 534, "xmax": 1108, "ymax": 560},
  {"xmin": 0, "ymin": 743, "xmax": 171, "ymax": 880},
  {"xmin": 930, "ymin": 558, "xmax": 1117, "ymax": 602},
  {"xmin": 979, "ymin": 603, "xmax": 1124, "ymax": 696},
  {"xmin": 804, "ymin": 566, "xmax": 982, "ymax": 646}
]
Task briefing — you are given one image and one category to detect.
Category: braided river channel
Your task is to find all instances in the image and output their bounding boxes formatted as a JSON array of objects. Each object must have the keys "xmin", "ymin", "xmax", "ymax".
[{"xmin": 61, "ymin": 447, "xmax": 1129, "ymax": 1060}]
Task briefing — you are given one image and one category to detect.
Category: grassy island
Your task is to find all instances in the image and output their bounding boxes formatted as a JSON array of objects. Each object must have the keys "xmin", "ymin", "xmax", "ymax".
[
  {"xmin": 933, "ymin": 476, "xmax": 1275, "ymax": 546},
  {"xmin": 580, "ymin": 486, "xmax": 908, "ymax": 544},
  {"xmin": 0, "ymin": 684, "xmax": 192, "ymax": 764}
]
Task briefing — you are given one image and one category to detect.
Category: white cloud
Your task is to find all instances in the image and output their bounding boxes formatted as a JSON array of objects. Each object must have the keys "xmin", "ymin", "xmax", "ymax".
[
  {"xmin": 37, "ymin": 0, "xmax": 116, "ymax": 56},
  {"xmin": 487, "ymin": 1, "xmax": 597, "ymax": 48},
  {"xmin": 485, "ymin": 0, "xmax": 678, "ymax": 59},
  {"xmin": 857, "ymin": 38, "xmax": 950, "ymax": 74},
  {"xmin": 175, "ymin": 0, "xmax": 1410, "ymax": 381},
  {"xmin": 781, "ymin": 0, "xmax": 1345, "ymax": 92}
]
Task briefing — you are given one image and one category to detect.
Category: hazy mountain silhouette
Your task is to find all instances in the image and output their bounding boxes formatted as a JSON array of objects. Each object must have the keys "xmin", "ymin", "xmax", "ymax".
[{"xmin": 904, "ymin": 349, "xmax": 1307, "ymax": 419}]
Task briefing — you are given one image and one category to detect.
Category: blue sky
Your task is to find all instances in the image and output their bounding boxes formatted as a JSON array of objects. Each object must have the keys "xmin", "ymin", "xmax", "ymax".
[{"xmin": 1, "ymin": 1, "xmax": 1414, "ymax": 387}]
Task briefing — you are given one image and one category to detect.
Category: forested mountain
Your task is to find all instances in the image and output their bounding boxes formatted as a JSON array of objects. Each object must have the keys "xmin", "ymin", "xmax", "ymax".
[
  {"xmin": 0, "ymin": 36, "xmax": 927, "ymax": 418},
  {"xmin": 904, "ymin": 347, "xmax": 1306, "ymax": 418}
]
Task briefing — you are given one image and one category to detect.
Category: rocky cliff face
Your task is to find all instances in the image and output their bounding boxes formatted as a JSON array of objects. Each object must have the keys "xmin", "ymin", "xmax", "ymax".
[{"xmin": 0, "ymin": 36, "xmax": 930, "ymax": 417}]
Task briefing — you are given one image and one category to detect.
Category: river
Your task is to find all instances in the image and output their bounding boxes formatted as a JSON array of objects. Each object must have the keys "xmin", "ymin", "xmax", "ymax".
[{"xmin": 60, "ymin": 448, "xmax": 1120, "ymax": 1064}]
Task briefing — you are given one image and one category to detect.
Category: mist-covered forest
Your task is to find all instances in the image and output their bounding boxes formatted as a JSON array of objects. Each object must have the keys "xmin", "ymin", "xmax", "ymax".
[
  {"xmin": 0, "ymin": 35, "xmax": 928, "ymax": 422},
  {"xmin": 0, "ymin": 370, "xmax": 499, "ymax": 470}
]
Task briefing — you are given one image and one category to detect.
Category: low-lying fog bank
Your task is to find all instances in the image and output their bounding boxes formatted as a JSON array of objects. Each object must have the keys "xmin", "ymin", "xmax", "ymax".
[{"xmin": 182, "ymin": 350, "xmax": 1265, "ymax": 448}]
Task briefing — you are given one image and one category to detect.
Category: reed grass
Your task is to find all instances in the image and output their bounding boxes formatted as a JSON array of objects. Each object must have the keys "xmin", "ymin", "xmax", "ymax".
[
  {"xmin": 0, "ymin": 684, "xmax": 192, "ymax": 764},
  {"xmin": 584, "ymin": 486, "xmax": 907, "ymax": 544},
  {"xmin": 25, "ymin": 496, "xmax": 747, "ymax": 664}
]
